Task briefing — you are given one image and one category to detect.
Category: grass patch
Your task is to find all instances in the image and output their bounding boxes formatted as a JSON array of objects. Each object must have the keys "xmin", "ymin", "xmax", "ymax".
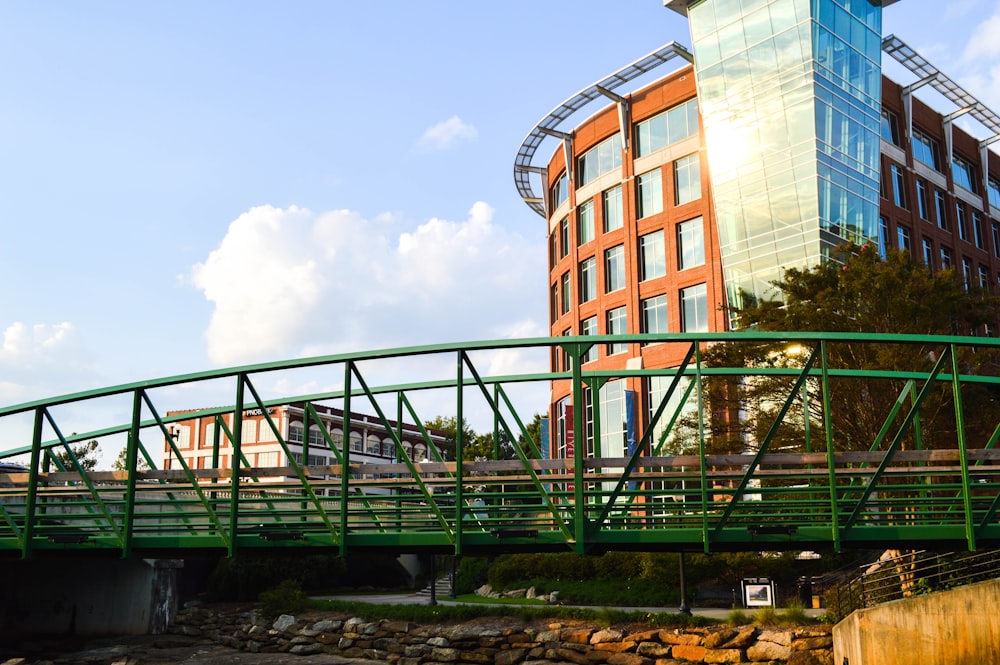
[{"xmin": 726, "ymin": 609, "xmax": 750, "ymax": 625}]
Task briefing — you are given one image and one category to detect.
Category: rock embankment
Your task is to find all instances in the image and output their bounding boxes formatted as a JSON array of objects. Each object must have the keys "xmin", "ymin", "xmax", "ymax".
[{"xmin": 169, "ymin": 604, "xmax": 834, "ymax": 665}]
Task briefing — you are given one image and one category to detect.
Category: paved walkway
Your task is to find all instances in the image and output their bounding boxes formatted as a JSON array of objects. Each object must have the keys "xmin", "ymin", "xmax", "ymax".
[{"xmin": 315, "ymin": 592, "xmax": 825, "ymax": 620}]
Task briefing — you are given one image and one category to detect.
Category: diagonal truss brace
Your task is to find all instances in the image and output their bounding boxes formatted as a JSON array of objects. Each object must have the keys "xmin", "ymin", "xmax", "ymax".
[
  {"xmin": 714, "ymin": 346, "xmax": 819, "ymax": 532},
  {"xmin": 844, "ymin": 347, "xmax": 952, "ymax": 529},
  {"xmin": 460, "ymin": 351, "xmax": 573, "ymax": 542}
]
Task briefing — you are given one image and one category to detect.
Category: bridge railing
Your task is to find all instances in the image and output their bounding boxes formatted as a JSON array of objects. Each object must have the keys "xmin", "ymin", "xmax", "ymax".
[{"xmin": 1, "ymin": 332, "xmax": 1000, "ymax": 558}]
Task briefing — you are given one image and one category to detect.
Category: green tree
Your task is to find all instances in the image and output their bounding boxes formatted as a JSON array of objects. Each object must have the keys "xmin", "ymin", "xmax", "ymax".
[
  {"xmin": 113, "ymin": 446, "xmax": 151, "ymax": 472},
  {"xmin": 53, "ymin": 439, "xmax": 100, "ymax": 472},
  {"xmin": 424, "ymin": 416, "xmax": 477, "ymax": 461},
  {"xmin": 707, "ymin": 244, "xmax": 1000, "ymax": 454}
]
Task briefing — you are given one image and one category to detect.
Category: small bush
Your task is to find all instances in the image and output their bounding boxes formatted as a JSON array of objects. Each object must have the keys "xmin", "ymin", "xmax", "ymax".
[
  {"xmin": 726, "ymin": 609, "xmax": 749, "ymax": 625},
  {"xmin": 752, "ymin": 607, "xmax": 778, "ymax": 626},
  {"xmin": 779, "ymin": 601, "xmax": 809, "ymax": 625},
  {"xmin": 259, "ymin": 579, "xmax": 311, "ymax": 617}
]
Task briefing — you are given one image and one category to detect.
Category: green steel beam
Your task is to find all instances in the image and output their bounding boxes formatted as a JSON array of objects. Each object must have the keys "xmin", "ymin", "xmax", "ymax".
[{"xmin": 951, "ymin": 345, "xmax": 976, "ymax": 551}]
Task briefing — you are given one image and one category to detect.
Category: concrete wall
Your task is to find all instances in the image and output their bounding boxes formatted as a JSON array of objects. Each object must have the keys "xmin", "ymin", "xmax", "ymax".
[
  {"xmin": 0, "ymin": 558, "xmax": 180, "ymax": 637},
  {"xmin": 834, "ymin": 578, "xmax": 1000, "ymax": 665}
]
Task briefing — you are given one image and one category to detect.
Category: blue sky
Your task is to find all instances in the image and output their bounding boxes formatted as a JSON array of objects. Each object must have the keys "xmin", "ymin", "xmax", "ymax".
[{"xmin": 1, "ymin": 1, "xmax": 999, "ymax": 446}]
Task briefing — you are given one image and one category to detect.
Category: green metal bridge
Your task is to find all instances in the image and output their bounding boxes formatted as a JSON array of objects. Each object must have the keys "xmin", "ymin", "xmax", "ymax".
[{"xmin": 2, "ymin": 332, "xmax": 1000, "ymax": 559}]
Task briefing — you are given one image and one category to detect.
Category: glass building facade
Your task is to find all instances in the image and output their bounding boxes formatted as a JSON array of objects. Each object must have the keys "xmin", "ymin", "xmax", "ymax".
[{"xmin": 686, "ymin": 0, "xmax": 883, "ymax": 309}]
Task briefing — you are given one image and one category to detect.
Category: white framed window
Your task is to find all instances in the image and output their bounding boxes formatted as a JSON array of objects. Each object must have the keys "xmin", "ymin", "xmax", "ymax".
[
  {"xmin": 578, "ymin": 134, "xmax": 622, "ymax": 186},
  {"xmin": 605, "ymin": 245, "xmax": 625, "ymax": 293},
  {"xmin": 603, "ymin": 185, "xmax": 623, "ymax": 232},
  {"xmin": 579, "ymin": 257, "xmax": 597, "ymax": 303},
  {"xmin": 677, "ymin": 217, "xmax": 705, "ymax": 270},
  {"xmin": 581, "ymin": 315, "xmax": 597, "ymax": 363},
  {"xmin": 606, "ymin": 306, "xmax": 628, "ymax": 355},
  {"xmin": 674, "ymin": 153, "xmax": 701, "ymax": 205},
  {"xmin": 577, "ymin": 200, "xmax": 594, "ymax": 245},
  {"xmin": 639, "ymin": 231, "xmax": 666, "ymax": 281},
  {"xmin": 638, "ymin": 169, "xmax": 663, "ymax": 218},
  {"xmin": 241, "ymin": 420, "xmax": 257, "ymax": 444},
  {"xmin": 635, "ymin": 98, "xmax": 698, "ymax": 157},
  {"xmin": 641, "ymin": 294, "xmax": 668, "ymax": 337},
  {"xmin": 680, "ymin": 283, "xmax": 708, "ymax": 333}
]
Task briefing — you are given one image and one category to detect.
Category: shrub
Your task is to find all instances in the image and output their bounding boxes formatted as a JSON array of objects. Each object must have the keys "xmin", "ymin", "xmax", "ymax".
[
  {"xmin": 455, "ymin": 556, "xmax": 493, "ymax": 594},
  {"xmin": 259, "ymin": 579, "xmax": 311, "ymax": 617},
  {"xmin": 726, "ymin": 609, "xmax": 750, "ymax": 625}
]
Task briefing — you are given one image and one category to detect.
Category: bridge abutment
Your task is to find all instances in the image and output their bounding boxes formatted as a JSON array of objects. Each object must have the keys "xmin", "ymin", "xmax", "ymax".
[{"xmin": 0, "ymin": 557, "xmax": 182, "ymax": 637}]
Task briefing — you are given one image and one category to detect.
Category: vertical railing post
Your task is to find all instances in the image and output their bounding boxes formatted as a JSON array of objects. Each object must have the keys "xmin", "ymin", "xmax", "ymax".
[
  {"xmin": 951, "ymin": 343, "xmax": 976, "ymax": 550},
  {"xmin": 455, "ymin": 352, "xmax": 465, "ymax": 555},
  {"xmin": 695, "ymin": 343, "xmax": 709, "ymax": 553},
  {"xmin": 340, "ymin": 362, "xmax": 352, "ymax": 557},
  {"xmin": 821, "ymin": 340, "xmax": 841, "ymax": 552},
  {"xmin": 571, "ymin": 345, "xmax": 587, "ymax": 554},
  {"xmin": 122, "ymin": 388, "xmax": 143, "ymax": 558},
  {"xmin": 21, "ymin": 407, "xmax": 44, "ymax": 559},
  {"xmin": 228, "ymin": 374, "xmax": 246, "ymax": 558}
]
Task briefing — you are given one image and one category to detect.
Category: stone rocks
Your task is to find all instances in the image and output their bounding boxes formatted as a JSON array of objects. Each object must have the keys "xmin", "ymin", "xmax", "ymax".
[{"xmin": 167, "ymin": 604, "xmax": 834, "ymax": 665}]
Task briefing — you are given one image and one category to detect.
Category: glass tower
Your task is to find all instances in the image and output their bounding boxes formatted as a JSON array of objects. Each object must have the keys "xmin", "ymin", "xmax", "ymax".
[{"xmin": 678, "ymin": 0, "xmax": 884, "ymax": 310}]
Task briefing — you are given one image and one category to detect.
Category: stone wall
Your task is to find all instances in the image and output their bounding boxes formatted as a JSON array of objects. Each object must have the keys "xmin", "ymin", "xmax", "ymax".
[{"xmin": 170, "ymin": 604, "xmax": 834, "ymax": 665}]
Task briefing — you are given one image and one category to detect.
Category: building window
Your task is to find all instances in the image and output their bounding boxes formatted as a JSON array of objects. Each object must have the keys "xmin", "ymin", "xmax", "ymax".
[
  {"xmin": 605, "ymin": 245, "xmax": 625, "ymax": 293},
  {"xmin": 289, "ymin": 424, "xmax": 304, "ymax": 443},
  {"xmin": 680, "ymin": 283, "xmax": 708, "ymax": 333},
  {"xmin": 962, "ymin": 257, "xmax": 973, "ymax": 289},
  {"xmin": 957, "ymin": 202, "xmax": 969, "ymax": 242},
  {"xmin": 897, "ymin": 225, "xmax": 911, "ymax": 253},
  {"xmin": 579, "ymin": 257, "xmax": 596, "ymax": 303},
  {"xmin": 560, "ymin": 272, "xmax": 571, "ymax": 315},
  {"xmin": 551, "ymin": 171, "xmax": 569, "ymax": 210},
  {"xmin": 674, "ymin": 153, "xmax": 701, "ymax": 205},
  {"xmin": 606, "ymin": 306, "xmax": 628, "ymax": 355},
  {"xmin": 639, "ymin": 230, "xmax": 666, "ymax": 281},
  {"xmin": 258, "ymin": 451, "xmax": 280, "ymax": 467},
  {"xmin": 641, "ymin": 294, "xmax": 668, "ymax": 338},
  {"xmin": 878, "ymin": 217, "xmax": 888, "ymax": 259},
  {"xmin": 638, "ymin": 169, "xmax": 663, "ymax": 218},
  {"xmin": 912, "ymin": 130, "xmax": 940, "ymax": 170},
  {"xmin": 350, "ymin": 432, "xmax": 363, "ymax": 452},
  {"xmin": 940, "ymin": 247, "xmax": 953, "ymax": 270},
  {"xmin": 577, "ymin": 201, "xmax": 594, "ymax": 245},
  {"xmin": 979, "ymin": 264, "xmax": 990, "ymax": 289},
  {"xmin": 581, "ymin": 315, "xmax": 597, "ymax": 363},
  {"xmin": 993, "ymin": 222, "xmax": 1000, "ymax": 259},
  {"xmin": 550, "ymin": 283, "xmax": 558, "ymax": 322},
  {"xmin": 578, "ymin": 134, "xmax": 622, "ymax": 186},
  {"xmin": 989, "ymin": 177, "xmax": 1000, "ymax": 209},
  {"xmin": 973, "ymin": 211, "xmax": 985, "ymax": 249},
  {"xmin": 890, "ymin": 163, "xmax": 906, "ymax": 209},
  {"xmin": 635, "ymin": 98, "xmax": 698, "ymax": 157},
  {"xmin": 677, "ymin": 217, "xmax": 706, "ymax": 270},
  {"xmin": 922, "ymin": 237, "xmax": 934, "ymax": 269},
  {"xmin": 881, "ymin": 109, "xmax": 900, "ymax": 145},
  {"xmin": 559, "ymin": 217, "xmax": 569, "ymax": 258},
  {"xmin": 935, "ymin": 190, "xmax": 948, "ymax": 230},
  {"xmin": 603, "ymin": 185, "xmax": 623, "ymax": 232},
  {"xmin": 241, "ymin": 420, "xmax": 257, "ymax": 444},
  {"xmin": 549, "ymin": 234, "xmax": 557, "ymax": 267},
  {"xmin": 916, "ymin": 178, "xmax": 929, "ymax": 220},
  {"xmin": 560, "ymin": 328, "xmax": 571, "ymax": 371},
  {"xmin": 952, "ymin": 156, "xmax": 977, "ymax": 193}
]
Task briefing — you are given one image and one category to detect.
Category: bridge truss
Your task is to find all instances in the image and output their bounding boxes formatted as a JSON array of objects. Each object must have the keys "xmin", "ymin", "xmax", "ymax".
[{"xmin": 2, "ymin": 332, "xmax": 1000, "ymax": 559}]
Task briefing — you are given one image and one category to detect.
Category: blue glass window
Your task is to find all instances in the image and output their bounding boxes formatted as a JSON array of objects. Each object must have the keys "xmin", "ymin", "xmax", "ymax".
[
  {"xmin": 578, "ymin": 135, "xmax": 622, "ymax": 186},
  {"xmin": 635, "ymin": 99, "xmax": 699, "ymax": 157}
]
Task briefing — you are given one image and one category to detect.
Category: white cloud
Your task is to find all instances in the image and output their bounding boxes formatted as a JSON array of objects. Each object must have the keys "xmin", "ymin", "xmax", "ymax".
[
  {"xmin": 416, "ymin": 116, "xmax": 478, "ymax": 151},
  {"xmin": 0, "ymin": 322, "xmax": 95, "ymax": 403},
  {"xmin": 189, "ymin": 202, "xmax": 547, "ymax": 367}
]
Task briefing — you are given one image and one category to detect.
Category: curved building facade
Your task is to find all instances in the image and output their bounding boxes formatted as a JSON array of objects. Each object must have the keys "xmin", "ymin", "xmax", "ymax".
[{"xmin": 516, "ymin": 0, "xmax": 1000, "ymax": 462}]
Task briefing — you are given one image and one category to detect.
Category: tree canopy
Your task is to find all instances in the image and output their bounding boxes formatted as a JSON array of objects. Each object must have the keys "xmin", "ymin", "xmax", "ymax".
[{"xmin": 703, "ymin": 245, "xmax": 1000, "ymax": 454}]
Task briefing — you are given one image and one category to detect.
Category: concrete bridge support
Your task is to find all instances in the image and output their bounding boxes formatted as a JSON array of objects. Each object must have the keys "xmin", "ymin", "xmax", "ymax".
[
  {"xmin": 834, "ymin": 577, "xmax": 1000, "ymax": 664},
  {"xmin": 0, "ymin": 558, "xmax": 182, "ymax": 637}
]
